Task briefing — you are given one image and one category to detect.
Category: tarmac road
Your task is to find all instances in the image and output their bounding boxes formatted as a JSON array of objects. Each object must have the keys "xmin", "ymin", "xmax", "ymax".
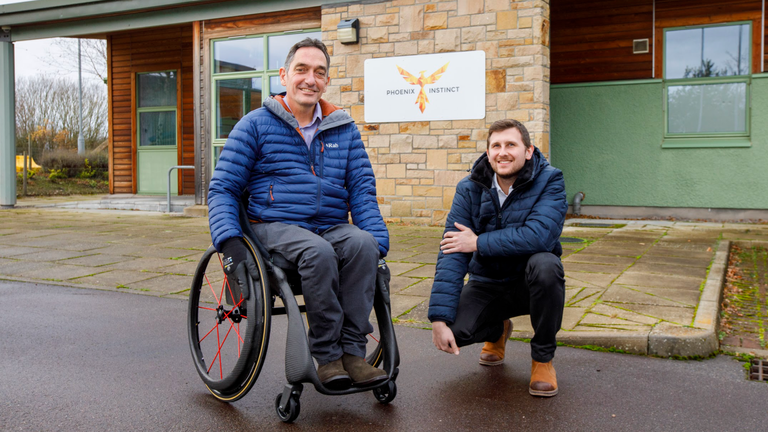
[{"xmin": 1, "ymin": 280, "xmax": 766, "ymax": 431}]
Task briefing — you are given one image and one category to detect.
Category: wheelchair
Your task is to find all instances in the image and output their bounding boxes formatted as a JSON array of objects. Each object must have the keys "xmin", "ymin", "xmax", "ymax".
[{"xmin": 187, "ymin": 198, "xmax": 400, "ymax": 423}]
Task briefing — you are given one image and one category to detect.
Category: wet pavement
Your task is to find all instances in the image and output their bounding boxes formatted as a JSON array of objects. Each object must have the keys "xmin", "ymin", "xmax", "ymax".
[
  {"xmin": 3, "ymin": 202, "xmax": 768, "ymax": 357},
  {"xmin": 2, "ymin": 280, "xmax": 766, "ymax": 431}
]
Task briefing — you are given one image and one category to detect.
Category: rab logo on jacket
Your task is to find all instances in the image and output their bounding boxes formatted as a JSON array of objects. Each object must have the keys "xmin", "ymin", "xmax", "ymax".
[{"xmin": 325, "ymin": 143, "xmax": 339, "ymax": 149}]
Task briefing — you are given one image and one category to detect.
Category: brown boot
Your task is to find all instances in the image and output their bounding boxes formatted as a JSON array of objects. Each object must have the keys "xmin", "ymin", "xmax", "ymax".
[
  {"xmin": 529, "ymin": 359, "xmax": 558, "ymax": 397},
  {"xmin": 317, "ymin": 358, "xmax": 351, "ymax": 390},
  {"xmin": 342, "ymin": 353, "xmax": 387, "ymax": 386},
  {"xmin": 479, "ymin": 319, "xmax": 513, "ymax": 366}
]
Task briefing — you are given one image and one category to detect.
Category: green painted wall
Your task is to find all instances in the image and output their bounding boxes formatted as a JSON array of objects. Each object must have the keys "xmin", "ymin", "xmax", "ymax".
[{"xmin": 551, "ymin": 77, "xmax": 768, "ymax": 209}]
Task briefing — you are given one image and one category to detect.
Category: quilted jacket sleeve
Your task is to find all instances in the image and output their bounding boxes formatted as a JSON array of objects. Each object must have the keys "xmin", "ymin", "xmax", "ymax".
[
  {"xmin": 207, "ymin": 117, "xmax": 260, "ymax": 251},
  {"xmin": 476, "ymin": 168, "xmax": 567, "ymax": 258},
  {"xmin": 428, "ymin": 179, "xmax": 474, "ymax": 324},
  {"xmin": 344, "ymin": 125, "xmax": 390, "ymax": 257}
]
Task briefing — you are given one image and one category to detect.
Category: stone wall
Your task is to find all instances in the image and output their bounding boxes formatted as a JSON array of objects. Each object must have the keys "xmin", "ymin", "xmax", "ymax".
[{"xmin": 322, "ymin": 0, "xmax": 550, "ymax": 225}]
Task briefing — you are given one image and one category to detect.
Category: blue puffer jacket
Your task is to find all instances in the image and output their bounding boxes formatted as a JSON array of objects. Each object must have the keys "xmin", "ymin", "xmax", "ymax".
[
  {"xmin": 208, "ymin": 96, "xmax": 389, "ymax": 257},
  {"xmin": 428, "ymin": 148, "xmax": 567, "ymax": 324}
]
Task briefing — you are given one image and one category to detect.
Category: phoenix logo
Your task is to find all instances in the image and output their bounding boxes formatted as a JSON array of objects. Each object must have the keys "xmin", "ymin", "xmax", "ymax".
[{"xmin": 396, "ymin": 62, "xmax": 450, "ymax": 113}]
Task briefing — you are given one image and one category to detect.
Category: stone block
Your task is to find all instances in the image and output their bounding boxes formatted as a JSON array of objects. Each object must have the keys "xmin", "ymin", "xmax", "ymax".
[
  {"xmin": 418, "ymin": 40, "xmax": 435, "ymax": 53},
  {"xmin": 497, "ymin": 11, "xmax": 518, "ymax": 29},
  {"xmin": 399, "ymin": 5, "xmax": 424, "ymax": 32},
  {"xmin": 486, "ymin": 0, "xmax": 511, "ymax": 12},
  {"xmin": 413, "ymin": 186, "xmax": 442, "ymax": 197},
  {"xmin": 395, "ymin": 41, "xmax": 418, "ymax": 56},
  {"xmin": 377, "ymin": 179, "xmax": 395, "ymax": 195},
  {"xmin": 426, "ymin": 149, "xmax": 448, "ymax": 169},
  {"xmin": 648, "ymin": 323, "xmax": 718, "ymax": 358},
  {"xmin": 387, "ymin": 164, "xmax": 406, "ymax": 178},
  {"xmin": 322, "ymin": 13, "xmax": 341, "ymax": 32},
  {"xmin": 379, "ymin": 154, "xmax": 400, "ymax": 164},
  {"xmin": 376, "ymin": 13, "xmax": 399, "ymax": 26},
  {"xmin": 435, "ymin": 169, "xmax": 469, "ymax": 186},
  {"xmin": 392, "ymin": 200, "xmax": 413, "ymax": 217},
  {"xmin": 435, "ymin": 29, "xmax": 461, "ymax": 52},
  {"xmin": 439, "ymin": 135, "xmax": 458, "ymax": 148},
  {"xmin": 486, "ymin": 69, "xmax": 506, "ymax": 93},
  {"xmin": 471, "ymin": 13, "xmax": 496, "ymax": 26},
  {"xmin": 346, "ymin": 54, "xmax": 371, "ymax": 77},
  {"xmin": 458, "ymin": 0, "xmax": 484, "ymax": 15},
  {"xmin": 401, "ymin": 153, "xmax": 426, "ymax": 163},
  {"xmin": 367, "ymin": 26, "xmax": 389, "ymax": 43},
  {"xmin": 448, "ymin": 16, "xmax": 471, "ymax": 28},
  {"xmin": 425, "ymin": 12, "xmax": 448, "ymax": 30},
  {"xmin": 519, "ymin": 16, "xmax": 532, "ymax": 28},
  {"xmin": 350, "ymin": 105, "xmax": 365, "ymax": 123},
  {"xmin": 475, "ymin": 41, "xmax": 499, "ymax": 58},
  {"xmin": 400, "ymin": 122, "xmax": 431, "ymax": 134},
  {"xmin": 396, "ymin": 185, "xmax": 412, "ymax": 195},
  {"xmin": 462, "ymin": 26, "xmax": 486, "ymax": 43},
  {"xmin": 413, "ymin": 135, "xmax": 438, "ymax": 149},
  {"xmin": 368, "ymin": 135, "xmax": 390, "ymax": 148}
]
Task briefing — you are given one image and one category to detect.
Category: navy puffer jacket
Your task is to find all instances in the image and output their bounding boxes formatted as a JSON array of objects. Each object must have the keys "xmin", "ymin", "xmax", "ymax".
[
  {"xmin": 208, "ymin": 96, "xmax": 389, "ymax": 257},
  {"xmin": 428, "ymin": 148, "xmax": 567, "ymax": 324}
]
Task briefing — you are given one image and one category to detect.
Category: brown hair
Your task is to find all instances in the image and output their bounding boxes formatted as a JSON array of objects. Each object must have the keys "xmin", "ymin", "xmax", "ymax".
[
  {"xmin": 284, "ymin": 38, "xmax": 331, "ymax": 71},
  {"xmin": 486, "ymin": 119, "xmax": 532, "ymax": 149}
]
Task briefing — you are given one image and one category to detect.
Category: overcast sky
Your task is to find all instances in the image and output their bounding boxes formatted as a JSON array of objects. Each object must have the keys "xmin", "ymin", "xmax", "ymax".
[{"xmin": 2, "ymin": 1, "xmax": 102, "ymax": 83}]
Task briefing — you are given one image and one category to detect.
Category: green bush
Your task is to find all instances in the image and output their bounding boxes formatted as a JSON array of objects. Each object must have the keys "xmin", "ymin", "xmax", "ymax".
[
  {"xmin": 48, "ymin": 169, "xmax": 68, "ymax": 181},
  {"xmin": 40, "ymin": 150, "xmax": 108, "ymax": 178}
]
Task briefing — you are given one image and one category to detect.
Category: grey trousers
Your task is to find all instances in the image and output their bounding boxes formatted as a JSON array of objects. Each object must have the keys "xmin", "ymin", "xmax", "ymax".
[{"xmin": 251, "ymin": 222, "xmax": 379, "ymax": 365}]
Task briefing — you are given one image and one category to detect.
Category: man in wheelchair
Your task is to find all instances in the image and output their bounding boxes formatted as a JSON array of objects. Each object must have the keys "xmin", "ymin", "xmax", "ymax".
[{"xmin": 207, "ymin": 38, "xmax": 389, "ymax": 390}]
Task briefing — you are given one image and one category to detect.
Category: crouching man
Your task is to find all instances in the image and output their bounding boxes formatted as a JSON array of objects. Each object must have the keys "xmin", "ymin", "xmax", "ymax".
[{"xmin": 429, "ymin": 119, "xmax": 567, "ymax": 397}]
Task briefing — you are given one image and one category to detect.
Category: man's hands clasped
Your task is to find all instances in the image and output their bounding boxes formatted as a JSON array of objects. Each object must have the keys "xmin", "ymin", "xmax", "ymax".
[{"xmin": 440, "ymin": 222, "xmax": 478, "ymax": 254}]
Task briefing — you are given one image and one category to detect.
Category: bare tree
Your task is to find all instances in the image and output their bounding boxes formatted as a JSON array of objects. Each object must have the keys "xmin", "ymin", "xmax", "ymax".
[
  {"xmin": 39, "ymin": 38, "xmax": 107, "ymax": 83},
  {"xmin": 15, "ymin": 75, "xmax": 108, "ymax": 161}
]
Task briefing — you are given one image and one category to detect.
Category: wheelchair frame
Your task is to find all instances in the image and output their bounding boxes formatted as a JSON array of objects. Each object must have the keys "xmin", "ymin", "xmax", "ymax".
[{"xmin": 188, "ymin": 199, "xmax": 400, "ymax": 423}]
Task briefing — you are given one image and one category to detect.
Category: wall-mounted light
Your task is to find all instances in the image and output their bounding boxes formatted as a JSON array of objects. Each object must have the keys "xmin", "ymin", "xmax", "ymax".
[
  {"xmin": 0, "ymin": 26, "xmax": 11, "ymax": 43},
  {"xmin": 337, "ymin": 18, "xmax": 360, "ymax": 44}
]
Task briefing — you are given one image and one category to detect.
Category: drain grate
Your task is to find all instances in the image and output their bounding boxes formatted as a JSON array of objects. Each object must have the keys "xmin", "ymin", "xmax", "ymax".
[
  {"xmin": 559, "ymin": 237, "xmax": 584, "ymax": 243},
  {"xmin": 749, "ymin": 359, "xmax": 768, "ymax": 382}
]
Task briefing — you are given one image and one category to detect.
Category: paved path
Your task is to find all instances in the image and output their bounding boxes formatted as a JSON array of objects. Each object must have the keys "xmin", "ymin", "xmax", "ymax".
[
  {"xmin": 2, "ymin": 281, "xmax": 766, "ymax": 431},
  {"xmin": 2, "ymin": 205, "xmax": 768, "ymax": 356}
]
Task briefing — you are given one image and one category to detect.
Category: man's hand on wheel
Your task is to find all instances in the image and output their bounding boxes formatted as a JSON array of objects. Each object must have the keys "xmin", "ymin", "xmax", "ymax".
[
  {"xmin": 432, "ymin": 321, "xmax": 460, "ymax": 355},
  {"xmin": 221, "ymin": 237, "xmax": 259, "ymax": 301}
]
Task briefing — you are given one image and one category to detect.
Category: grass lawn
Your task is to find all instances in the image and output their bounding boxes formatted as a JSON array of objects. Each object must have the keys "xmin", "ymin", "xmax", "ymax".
[{"xmin": 16, "ymin": 173, "xmax": 109, "ymax": 197}]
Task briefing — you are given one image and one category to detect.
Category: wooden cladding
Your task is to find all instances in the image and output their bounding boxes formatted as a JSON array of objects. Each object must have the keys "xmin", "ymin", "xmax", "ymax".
[
  {"xmin": 551, "ymin": 0, "xmax": 766, "ymax": 84},
  {"xmin": 108, "ymin": 24, "xmax": 194, "ymax": 194}
]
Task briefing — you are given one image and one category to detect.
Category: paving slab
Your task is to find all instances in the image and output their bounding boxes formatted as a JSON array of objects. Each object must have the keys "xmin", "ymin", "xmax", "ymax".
[
  {"xmin": 628, "ymin": 262, "xmax": 708, "ymax": 278},
  {"xmin": 388, "ymin": 275, "xmax": 418, "ymax": 292},
  {"xmin": 399, "ymin": 252, "xmax": 438, "ymax": 264},
  {"xmin": 383, "ymin": 250, "xmax": 420, "ymax": 261},
  {"xmin": 126, "ymin": 274, "xmax": 192, "ymax": 295},
  {"xmin": 566, "ymin": 287, "xmax": 604, "ymax": 307},
  {"xmin": 614, "ymin": 271, "xmax": 703, "ymax": 290},
  {"xmin": 387, "ymin": 262, "xmax": 422, "ymax": 276},
  {"xmin": 635, "ymin": 254, "xmax": 712, "ymax": 268},
  {"xmin": 590, "ymin": 303, "xmax": 660, "ymax": 326},
  {"xmin": 564, "ymin": 272, "xmax": 617, "ymax": 288},
  {"xmin": 562, "ymin": 254, "xmax": 636, "ymax": 266},
  {"xmin": 600, "ymin": 285, "xmax": 692, "ymax": 307},
  {"xmin": 562, "ymin": 262, "xmax": 626, "ymax": 274},
  {"xmin": 390, "ymin": 294, "xmax": 426, "ymax": 318},
  {"xmin": 400, "ymin": 264, "xmax": 436, "ymax": 278},
  {"xmin": 14, "ymin": 249, "xmax": 95, "ymax": 262},
  {"xmin": 617, "ymin": 303, "xmax": 695, "ymax": 326},
  {"xmin": 71, "ymin": 270, "xmax": 160, "ymax": 288},
  {"xmin": 57, "ymin": 254, "xmax": 137, "ymax": 267},
  {"xmin": 560, "ymin": 306, "xmax": 587, "ymax": 330},
  {"xmin": 399, "ymin": 278, "xmax": 433, "ymax": 297}
]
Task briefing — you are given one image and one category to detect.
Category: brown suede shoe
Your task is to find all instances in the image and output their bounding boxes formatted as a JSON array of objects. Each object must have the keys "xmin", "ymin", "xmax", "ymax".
[
  {"xmin": 529, "ymin": 359, "xmax": 558, "ymax": 397},
  {"xmin": 479, "ymin": 319, "xmax": 513, "ymax": 366},
  {"xmin": 342, "ymin": 353, "xmax": 387, "ymax": 386},
  {"xmin": 317, "ymin": 358, "xmax": 351, "ymax": 390}
]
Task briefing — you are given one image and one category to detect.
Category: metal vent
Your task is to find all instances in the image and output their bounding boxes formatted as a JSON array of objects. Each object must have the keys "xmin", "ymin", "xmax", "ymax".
[
  {"xmin": 750, "ymin": 359, "xmax": 768, "ymax": 381},
  {"xmin": 633, "ymin": 39, "xmax": 649, "ymax": 54}
]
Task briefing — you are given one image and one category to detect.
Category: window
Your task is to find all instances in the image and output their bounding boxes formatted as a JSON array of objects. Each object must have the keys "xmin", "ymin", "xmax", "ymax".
[
  {"xmin": 210, "ymin": 29, "xmax": 320, "ymax": 166},
  {"xmin": 137, "ymin": 71, "xmax": 177, "ymax": 147},
  {"xmin": 663, "ymin": 22, "xmax": 751, "ymax": 147}
]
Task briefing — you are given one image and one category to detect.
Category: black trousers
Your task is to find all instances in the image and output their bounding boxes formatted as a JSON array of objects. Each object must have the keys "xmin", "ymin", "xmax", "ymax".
[{"xmin": 447, "ymin": 252, "xmax": 565, "ymax": 363}]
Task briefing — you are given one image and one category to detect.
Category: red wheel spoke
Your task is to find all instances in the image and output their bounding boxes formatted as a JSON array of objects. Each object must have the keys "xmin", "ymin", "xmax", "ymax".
[
  {"xmin": 206, "ymin": 321, "xmax": 236, "ymax": 375},
  {"xmin": 199, "ymin": 322, "xmax": 218, "ymax": 344},
  {"xmin": 204, "ymin": 273, "xmax": 220, "ymax": 305},
  {"xmin": 368, "ymin": 333, "xmax": 379, "ymax": 343},
  {"xmin": 197, "ymin": 306, "xmax": 217, "ymax": 312}
]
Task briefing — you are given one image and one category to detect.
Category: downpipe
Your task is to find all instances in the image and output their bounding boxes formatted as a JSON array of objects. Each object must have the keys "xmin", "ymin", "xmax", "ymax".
[{"xmin": 572, "ymin": 192, "xmax": 585, "ymax": 216}]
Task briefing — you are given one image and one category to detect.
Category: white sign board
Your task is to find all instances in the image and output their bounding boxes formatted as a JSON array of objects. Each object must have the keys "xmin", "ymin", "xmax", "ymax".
[{"xmin": 364, "ymin": 51, "xmax": 486, "ymax": 123}]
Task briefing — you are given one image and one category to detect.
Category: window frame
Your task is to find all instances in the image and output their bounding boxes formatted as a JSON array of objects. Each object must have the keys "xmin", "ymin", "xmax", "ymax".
[
  {"xmin": 136, "ymin": 70, "xmax": 178, "ymax": 149},
  {"xmin": 662, "ymin": 21, "xmax": 752, "ymax": 148},
  {"xmin": 210, "ymin": 28, "xmax": 321, "ymax": 167}
]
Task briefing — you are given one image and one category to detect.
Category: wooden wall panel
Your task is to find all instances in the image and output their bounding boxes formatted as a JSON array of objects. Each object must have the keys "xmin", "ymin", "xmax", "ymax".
[
  {"xmin": 551, "ymin": 0, "xmax": 654, "ymax": 84},
  {"xmin": 552, "ymin": 0, "xmax": 765, "ymax": 84},
  {"xmin": 108, "ymin": 24, "xmax": 194, "ymax": 194}
]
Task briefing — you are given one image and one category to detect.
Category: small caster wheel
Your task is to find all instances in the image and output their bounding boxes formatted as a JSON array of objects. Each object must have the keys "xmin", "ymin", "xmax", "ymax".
[
  {"xmin": 373, "ymin": 380, "xmax": 397, "ymax": 404},
  {"xmin": 275, "ymin": 392, "xmax": 301, "ymax": 423}
]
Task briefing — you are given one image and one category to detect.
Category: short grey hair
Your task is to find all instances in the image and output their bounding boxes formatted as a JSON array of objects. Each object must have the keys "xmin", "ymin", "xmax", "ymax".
[{"xmin": 284, "ymin": 38, "xmax": 331, "ymax": 71}]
